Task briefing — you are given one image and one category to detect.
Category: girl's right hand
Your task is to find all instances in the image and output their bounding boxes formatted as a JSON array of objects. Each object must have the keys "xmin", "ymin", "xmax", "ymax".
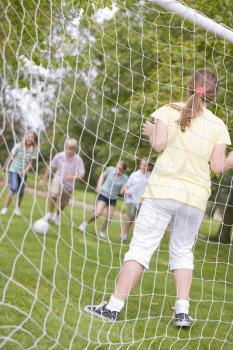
[{"xmin": 142, "ymin": 121, "xmax": 155, "ymax": 138}]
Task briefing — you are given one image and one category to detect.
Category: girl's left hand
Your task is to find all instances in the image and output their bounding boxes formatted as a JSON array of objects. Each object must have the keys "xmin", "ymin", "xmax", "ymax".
[{"xmin": 142, "ymin": 121, "xmax": 155, "ymax": 138}]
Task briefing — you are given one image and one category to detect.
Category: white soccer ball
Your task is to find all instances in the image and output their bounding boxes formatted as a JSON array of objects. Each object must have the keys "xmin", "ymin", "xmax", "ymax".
[{"xmin": 33, "ymin": 219, "xmax": 50, "ymax": 235}]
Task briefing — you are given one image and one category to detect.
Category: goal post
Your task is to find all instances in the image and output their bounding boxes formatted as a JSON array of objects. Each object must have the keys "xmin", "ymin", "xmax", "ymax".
[{"xmin": 150, "ymin": 0, "xmax": 233, "ymax": 43}]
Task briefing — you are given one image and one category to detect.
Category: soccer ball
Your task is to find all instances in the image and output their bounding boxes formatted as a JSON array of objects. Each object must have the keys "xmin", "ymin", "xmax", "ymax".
[{"xmin": 33, "ymin": 219, "xmax": 50, "ymax": 235}]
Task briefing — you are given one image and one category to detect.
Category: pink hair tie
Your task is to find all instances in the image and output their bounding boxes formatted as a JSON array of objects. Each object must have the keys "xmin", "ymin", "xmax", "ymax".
[{"xmin": 195, "ymin": 86, "xmax": 205, "ymax": 96}]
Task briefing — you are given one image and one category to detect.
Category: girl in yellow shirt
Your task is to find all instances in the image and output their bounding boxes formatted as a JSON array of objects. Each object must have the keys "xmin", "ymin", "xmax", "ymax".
[{"xmin": 85, "ymin": 70, "xmax": 233, "ymax": 327}]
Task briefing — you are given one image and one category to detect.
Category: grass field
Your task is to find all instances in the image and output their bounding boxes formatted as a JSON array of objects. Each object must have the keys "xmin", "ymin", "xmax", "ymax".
[{"xmin": 0, "ymin": 185, "xmax": 233, "ymax": 350}]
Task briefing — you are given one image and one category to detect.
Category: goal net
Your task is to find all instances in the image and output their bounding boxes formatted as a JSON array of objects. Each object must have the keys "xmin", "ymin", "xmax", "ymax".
[{"xmin": 0, "ymin": 0, "xmax": 233, "ymax": 349}]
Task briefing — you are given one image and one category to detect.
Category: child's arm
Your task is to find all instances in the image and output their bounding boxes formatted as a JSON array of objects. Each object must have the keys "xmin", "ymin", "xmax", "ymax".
[
  {"xmin": 210, "ymin": 144, "xmax": 233, "ymax": 174},
  {"xmin": 142, "ymin": 120, "xmax": 168, "ymax": 152},
  {"xmin": 40, "ymin": 153, "xmax": 59, "ymax": 186},
  {"xmin": 39, "ymin": 164, "xmax": 56, "ymax": 186},
  {"xmin": 21, "ymin": 160, "xmax": 33, "ymax": 177},
  {"xmin": 3, "ymin": 154, "xmax": 13, "ymax": 173},
  {"xmin": 210, "ymin": 122, "xmax": 232, "ymax": 174},
  {"xmin": 96, "ymin": 172, "xmax": 107, "ymax": 193},
  {"xmin": 40, "ymin": 166, "xmax": 51, "ymax": 182},
  {"xmin": 210, "ymin": 144, "xmax": 226, "ymax": 174},
  {"xmin": 120, "ymin": 184, "xmax": 126, "ymax": 195}
]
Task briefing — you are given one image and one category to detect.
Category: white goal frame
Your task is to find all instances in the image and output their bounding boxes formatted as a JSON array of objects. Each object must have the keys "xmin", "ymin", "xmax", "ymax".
[{"xmin": 150, "ymin": 0, "xmax": 233, "ymax": 43}]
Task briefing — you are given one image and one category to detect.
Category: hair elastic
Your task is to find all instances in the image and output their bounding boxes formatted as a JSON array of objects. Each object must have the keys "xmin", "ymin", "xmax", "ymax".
[{"xmin": 195, "ymin": 86, "xmax": 205, "ymax": 96}]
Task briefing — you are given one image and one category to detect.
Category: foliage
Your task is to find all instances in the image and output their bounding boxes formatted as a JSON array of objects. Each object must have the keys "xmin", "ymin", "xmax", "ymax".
[{"xmin": 1, "ymin": 1, "xmax": 233, "ymax": 178}]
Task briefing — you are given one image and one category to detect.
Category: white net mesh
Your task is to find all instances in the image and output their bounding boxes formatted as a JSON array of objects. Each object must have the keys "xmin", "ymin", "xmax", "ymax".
[{"xmin": 0, "ymin": 1, "xmax": 233, "ymax": 349}]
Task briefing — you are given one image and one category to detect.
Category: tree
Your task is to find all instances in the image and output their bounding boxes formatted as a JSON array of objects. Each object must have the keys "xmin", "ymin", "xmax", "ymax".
[
  {"xmin": 1, "ymin": 0, "xmax": 233, "ymax": 200},
  {"xmin": 216, "ymin": 189, "xmax": 233, "ymax": 244}
]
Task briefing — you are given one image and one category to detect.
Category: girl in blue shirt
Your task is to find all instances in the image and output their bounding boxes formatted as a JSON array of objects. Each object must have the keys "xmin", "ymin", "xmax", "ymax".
[{"xmin": 79, "ymin": 160, "xmax": 128, "ymax": 238}]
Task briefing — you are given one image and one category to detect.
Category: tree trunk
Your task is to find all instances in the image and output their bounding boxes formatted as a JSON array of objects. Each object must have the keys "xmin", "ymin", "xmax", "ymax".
[{"xmin": 215, "ymin": 187, "xmax": 233, "ymax": 244}]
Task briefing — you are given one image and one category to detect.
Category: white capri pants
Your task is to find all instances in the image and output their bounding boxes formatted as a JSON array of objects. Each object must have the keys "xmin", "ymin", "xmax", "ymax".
[{"xmin": 124, "ymin": 199, "xmax": 204, "ymax": 271}]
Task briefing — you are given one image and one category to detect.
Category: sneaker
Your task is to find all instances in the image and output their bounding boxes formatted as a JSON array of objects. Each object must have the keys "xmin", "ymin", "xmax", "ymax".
[
  {"xmin": 0, "ymin": 208, "xmax": 8, "ymax": 215},
  {"xmin": 174, "ymin": 313, "xmax": 193, "ymax": 327},
  {"xmin": 13, "ymin": 208, "xmax": 22, "ymax": 216},
  {"xmin": 120, "ymin": 233, "xmax": 128, "ymax": 242},
  {"xmin": 85, "ymin": 301, "xmax": 119, "ymax": 322},
  {"xmin": 98, "ymin": 231, "xmax": 107, "ymax": 239},
  {"xmin": 51, "ymin": 214, "xmax": 60, "ymax": 225},
  {"xmin": 79, "ymin": 221, "xmax": 88, "ymax": 232}
]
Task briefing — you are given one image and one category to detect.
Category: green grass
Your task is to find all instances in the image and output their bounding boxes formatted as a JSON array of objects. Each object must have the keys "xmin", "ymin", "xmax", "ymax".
[{"xmin": 0, "ymin": 187, "xmax": 233, "ymax": 350}]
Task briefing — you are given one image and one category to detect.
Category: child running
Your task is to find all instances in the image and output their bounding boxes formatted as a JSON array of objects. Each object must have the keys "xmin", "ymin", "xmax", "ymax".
[
  {"xmin": 120, "ymin": 157, "xmax": 150, "ymax": 242},
  {"xmin": 85, "ymin": 70, "xmax": 233, "ymax": 327},
  {"xmin": 40, "ymin": 138, "xmax": 85, "ymax": 225},
  {"xmin": 79, "ymin": 160, "xmax": 128, "ymax": 238},
  {"xmin": 0, "ymin": 130, "xmax": 38, "ymax": 216}
]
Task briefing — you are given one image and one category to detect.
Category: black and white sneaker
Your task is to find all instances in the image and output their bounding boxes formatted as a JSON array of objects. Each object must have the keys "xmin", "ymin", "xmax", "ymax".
[
  {"xmin": 85, "ymin": 301, "xmax": 119, "ymax": 322},
  {"xmin": 174, "ymin": 313, "xmax": 193, "ymax": 327}
]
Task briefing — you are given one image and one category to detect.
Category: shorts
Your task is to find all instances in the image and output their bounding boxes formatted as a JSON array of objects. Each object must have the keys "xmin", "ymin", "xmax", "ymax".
[
  {"xmin": 98, "ymin": 193, "xmax": 117, "ymax": 207},
  {"xmin": 9, "ymin": 171, "xmax": 26, "ymax": 197},
  {"xmin": 49, "ymin": 178, "xmax": 72, "ymax": 207},
  {"xmin": 127, "ymin": 203, "xmax": 139, "ymax": 218},
  {"xmin": 124, "ymin": 199, "xmax": 204, "ymax": 271}
]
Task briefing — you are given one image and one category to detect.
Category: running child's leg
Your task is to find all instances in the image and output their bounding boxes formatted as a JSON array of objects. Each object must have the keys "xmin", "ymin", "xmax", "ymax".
[
  {"xmin": 3, "ymin": 192, "xmax": 14, "ymax": 209},
  {"xmin": 79, "ymin": 199, "xmax": 107, "ymax": 232},
  {"xmin": 52, "ymin": 190, "xmax": 72, "ymax": 225},
  {"xmin": 44, "ymin": 179, "xmax": 61, "ymax": 220},
  {"xmin": 100, "ymin": 205, "xmax": 115, "ymax": 236},
  {"xmin": 2, "ymin": 172, "xmax": 19, "ymax": 211},
  {"xmin": 122, "ymin": 215, "xmax": 134, "ymax": 235},
  {"xmin": 48, "ymin": 196, "xmax": 57, "ymax": 214},
  {"xmin": 15, "ymin": 174, "xmax": 26, "ymax": 210},
  {"xmin": 87, "ymin": 200, "xmax": 107, "ymax": 224},
  {"xmin": 120, "ymin": 205, "xmax": 137, "ymax": 241}
]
